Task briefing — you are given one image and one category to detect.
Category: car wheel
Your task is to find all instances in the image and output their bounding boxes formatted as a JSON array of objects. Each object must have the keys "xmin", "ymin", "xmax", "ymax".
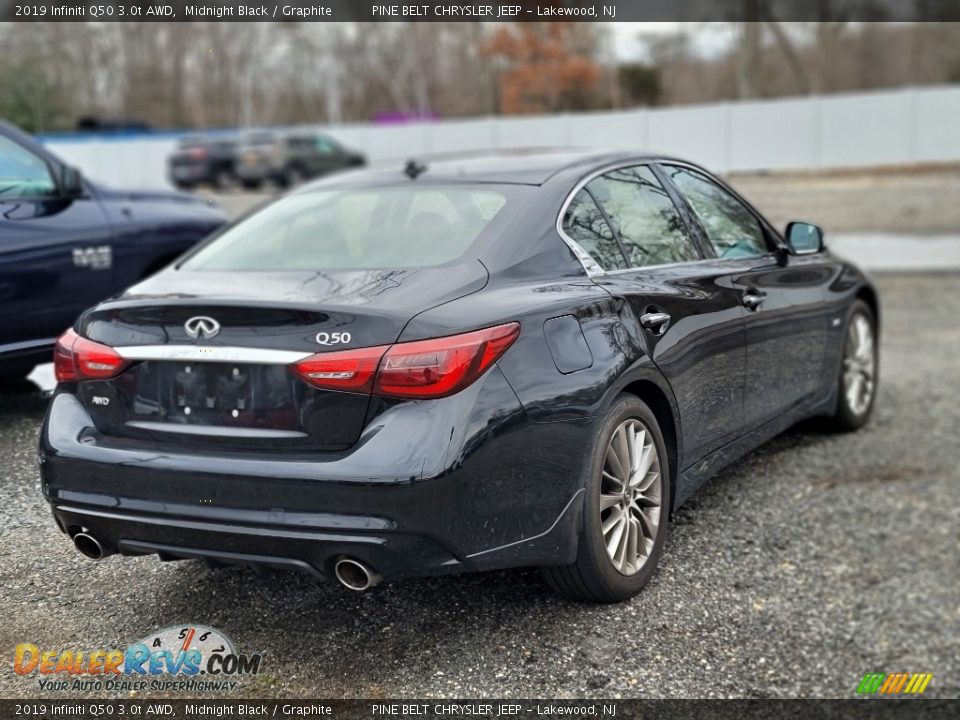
[
  {"xmin": 542, "ymin": 395, "xmax": 670, "ymax": 602},
  {"xmin": 241, "ymin": 179, "xmax": 262, "ymax": 191},
  {"xmin": 282, "ymin": 167, "xmax": 306, "ymax": 188},
  {"xmin": 829, "ymin": 300, "xmax": 878, "ymax": 431},
  {"xmin": 213, "ymin": 169, "xmax": 232, "ymax": 191}
]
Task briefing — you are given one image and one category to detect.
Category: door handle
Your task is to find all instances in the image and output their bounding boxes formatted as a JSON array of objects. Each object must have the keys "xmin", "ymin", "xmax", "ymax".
[
  {"xmin": 640, "ymin": 311, "xmax": 671, "ymax": 335},
  {"xmin": 743, "ymin": 291, "xmax": 766, "ymax": 310}
]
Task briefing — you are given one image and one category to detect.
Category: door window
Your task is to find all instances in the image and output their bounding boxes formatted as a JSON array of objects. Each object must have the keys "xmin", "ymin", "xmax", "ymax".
[
  {"xmin": 587, "ymin": 166, "xmax": 699, "ymax": 268},
  {"xmin": 561, "ymin": 189, "xmax": 626, "ymax": 271},
  {"xmin": 314, "ymin": 136, "xmax": 337, "ymax": 155},
  {"xmin": 0, "ymin": 136, "xmax": 56, "ymax": 199},
  {"xmin": 663, "ymin": 166, "xmax": 768, "ymax": 259}
]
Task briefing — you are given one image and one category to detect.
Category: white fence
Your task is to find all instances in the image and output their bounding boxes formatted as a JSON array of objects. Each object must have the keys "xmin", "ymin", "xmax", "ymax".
[{"xmin": 43, "ymin": 85, "xmax": 960, "ymax": 190}]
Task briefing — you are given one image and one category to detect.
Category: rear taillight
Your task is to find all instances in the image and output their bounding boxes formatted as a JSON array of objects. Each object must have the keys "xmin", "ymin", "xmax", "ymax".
[
  {"xmin": 290, "ymin": 345, "xmax": 388, "ymax": 394},
  {"xmin": 187, "ymin": 147, "xmax": 208, "ymax": 160},
  {"xmin": 291, "ymin": 323, "xmax": 520, "ymax": 399},
  {"xmin": 376, "ymin": 323, "xmax": 520, "ymax": 399},
  {"xmin": 53, "ymin": 328, "xmax": 128, "ymax": 383}
]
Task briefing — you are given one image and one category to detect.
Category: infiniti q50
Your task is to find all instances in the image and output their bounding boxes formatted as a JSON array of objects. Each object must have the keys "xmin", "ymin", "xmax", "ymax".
[{"xmin": 39, "ymin": 151, "xmax": 879, "ymax": 601}]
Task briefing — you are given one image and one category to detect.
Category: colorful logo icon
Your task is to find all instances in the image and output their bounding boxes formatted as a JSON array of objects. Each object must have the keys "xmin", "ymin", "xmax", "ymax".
[{"xmin": 857, "ymin": 672, "xmax": 932, "ymax": 696}]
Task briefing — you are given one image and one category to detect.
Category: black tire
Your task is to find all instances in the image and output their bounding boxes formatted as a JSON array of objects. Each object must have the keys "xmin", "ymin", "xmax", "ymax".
[
  {"xmin": 212, "ymin": 168, "xmax": 232, "ymax": 191},
  {"xmin": 280, "ymin": 166, "xmax": 306, "ymax": 189},
  {"xmin": 542, "ymin": 395, "xmax": 671, "ymax": 602},
  {"xmin": 241, "ymin": 179, "xmax": 262, "ymax": 191},
  {"xmin": 828, "ymin": 299, "xmax": 878, "ymax": 432}
]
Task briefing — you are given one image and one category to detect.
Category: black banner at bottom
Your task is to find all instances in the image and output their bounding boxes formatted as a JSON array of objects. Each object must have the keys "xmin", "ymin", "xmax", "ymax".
[{"xmin": 1, "ymin": 699, "xmax": 957, "ymax": 720}]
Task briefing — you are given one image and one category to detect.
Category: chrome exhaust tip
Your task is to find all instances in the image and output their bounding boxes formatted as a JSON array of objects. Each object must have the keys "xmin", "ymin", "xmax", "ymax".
[
  {"xmin": 73, "ymin": 532, "xmax": 107, "ymax": 561},
  {"xmin": 334, "ymin": 557, "xmax": 381, "ymax": 591}
]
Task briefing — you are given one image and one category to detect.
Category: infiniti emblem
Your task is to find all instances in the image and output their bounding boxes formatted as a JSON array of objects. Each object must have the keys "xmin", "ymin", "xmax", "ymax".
[{"xmin": 184, "ymin": 316, "xmax": 221, "ymax": 339}]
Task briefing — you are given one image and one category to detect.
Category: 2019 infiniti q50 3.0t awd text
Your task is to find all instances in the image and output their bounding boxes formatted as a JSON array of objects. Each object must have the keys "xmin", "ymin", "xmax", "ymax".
[{"xmin": 39, "ymin": 151, "xmax": 879, "ymax": 602}]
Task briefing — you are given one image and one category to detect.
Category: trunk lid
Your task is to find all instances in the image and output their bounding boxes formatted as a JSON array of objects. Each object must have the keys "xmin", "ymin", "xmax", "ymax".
[{"xmin": 75, "ymin": 263, "xmax": 487, "ymax": 451}]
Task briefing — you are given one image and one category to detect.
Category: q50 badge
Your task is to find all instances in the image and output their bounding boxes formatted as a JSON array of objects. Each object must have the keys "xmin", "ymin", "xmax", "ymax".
[{"xmin": 316, "ymin": 332, "xmax": 351, "ymax": 346}]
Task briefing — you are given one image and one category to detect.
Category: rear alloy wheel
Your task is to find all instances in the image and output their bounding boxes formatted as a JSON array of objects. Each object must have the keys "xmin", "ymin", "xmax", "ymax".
[
  {"xmin": 542, "ymin": 395, "xmax": 670, "ymax": 602},
  {"xmin": 830, "ymin": 300, "xmax": 878, "ymax": 431},
  {"xmin": 599, "ymin": 419, "xmax": 663, "ymax": 575}
]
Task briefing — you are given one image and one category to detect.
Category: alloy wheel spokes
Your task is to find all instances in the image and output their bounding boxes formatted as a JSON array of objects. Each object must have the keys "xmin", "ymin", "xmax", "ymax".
[
  {"xmin": 599, "ymin": 418, "xmax": 662, "ymax": 576},
  {"xmin": 844, "ymin": 315, "xmax": 876, "ymax": 415}
]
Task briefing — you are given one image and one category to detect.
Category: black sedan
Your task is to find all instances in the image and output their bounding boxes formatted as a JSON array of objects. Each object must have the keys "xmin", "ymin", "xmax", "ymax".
[
  {"xmin": 0, "ymin": 120, "xmax": 227, "ymax": 382},
  {"xmin": 39, "ymin": 151, "xmax": 879, "ymax": 602}
]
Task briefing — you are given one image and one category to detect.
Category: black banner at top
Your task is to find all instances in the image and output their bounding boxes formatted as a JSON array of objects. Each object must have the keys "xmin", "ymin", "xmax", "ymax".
[
  {"xmin": 3, "ymin": 0, "xmax": 960, "ymax": 22},
  {"xmin": 0, "ymin": 699, "xmax": 957, "ymax": 720}
]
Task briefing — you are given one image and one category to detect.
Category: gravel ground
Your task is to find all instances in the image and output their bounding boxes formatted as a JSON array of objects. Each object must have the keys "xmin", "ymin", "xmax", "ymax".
[{"xmin": 1, "ymin": 273, "xmax": 958, "ymax": 700}]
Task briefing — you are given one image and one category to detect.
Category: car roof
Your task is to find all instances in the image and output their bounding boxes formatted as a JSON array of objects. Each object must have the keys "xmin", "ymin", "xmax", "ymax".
[
  {"xmin": 179, "ymin": 134, "xmax": 239, "ymax": 145},
  {"xmin": 303, "ymin": 149, "xmax": 661, "ymax": 188}
]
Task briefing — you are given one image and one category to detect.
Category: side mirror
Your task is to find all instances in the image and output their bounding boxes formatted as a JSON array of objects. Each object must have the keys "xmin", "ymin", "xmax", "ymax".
[
  {"xmin": 785, "ymin": 221, "xmax": 823, "ymax": 255},
  {"xmin": 59, "ymin": 165, "xmax": 84, "ymax": 198}
]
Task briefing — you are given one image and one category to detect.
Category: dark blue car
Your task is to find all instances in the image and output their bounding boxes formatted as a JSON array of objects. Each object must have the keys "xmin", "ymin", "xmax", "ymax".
[{"xmin": 0, "ymin": 121, "xmax": 226, "ymax": 381}]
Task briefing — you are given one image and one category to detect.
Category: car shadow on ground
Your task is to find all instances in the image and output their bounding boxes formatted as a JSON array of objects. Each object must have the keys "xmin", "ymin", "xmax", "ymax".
[{"xmin": 0, "ymin": 382, "xmax": 50, "ymax": 416}]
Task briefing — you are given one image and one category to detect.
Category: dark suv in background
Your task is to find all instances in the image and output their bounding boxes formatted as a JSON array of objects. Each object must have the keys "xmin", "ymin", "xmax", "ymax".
[
  {"xmin": 235, "ymin": 130, "xmax": 365, "ymax": 190},
  {"xmin": 168, "ymin": 135, "xmax": 240, "ymax": 190}
]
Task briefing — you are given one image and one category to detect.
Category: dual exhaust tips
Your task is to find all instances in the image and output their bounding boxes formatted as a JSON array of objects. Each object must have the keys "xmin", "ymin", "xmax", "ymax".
[{"xmin": 71, "ymin": 532, "xmax": 381, "ymax": 592}]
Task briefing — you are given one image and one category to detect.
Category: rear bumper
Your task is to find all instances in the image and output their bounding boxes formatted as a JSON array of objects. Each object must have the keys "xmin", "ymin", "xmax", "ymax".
[
  {"xmin": 49, "ymin": 502, "xmax": 472, "ymax": 580},
  {"xmin": 168, "ymin": 164, "xmax": 212, "ymax": 184},
  {"xmin": 0, "ymin": 338, "xmax": 54, "ymax": 372},
  {"xmin": 40, "ymin": 371, "xmax": 594, "ymax": 582}
]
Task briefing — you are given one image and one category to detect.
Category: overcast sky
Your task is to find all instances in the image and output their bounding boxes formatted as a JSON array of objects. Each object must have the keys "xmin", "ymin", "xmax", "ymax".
[{"xmin": 609, "ymin": 22, "xmax": 736, "ymax": 61}]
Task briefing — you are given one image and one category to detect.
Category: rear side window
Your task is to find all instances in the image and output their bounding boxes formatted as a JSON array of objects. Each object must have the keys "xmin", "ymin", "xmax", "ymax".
[
  {"xmin": 586, "ymin": 166, "xmax": 699, "ymax": 268},
  {"xmin": 561, "ymin": 189, "xmax": 626, "ymax": 271},
  {"xmin": 663, "ymin": 166, "xmax": 768, "ymax": 259},
  {"xmin": 181, "ymin": 186, "xmax": 512, "ymax": 271}
]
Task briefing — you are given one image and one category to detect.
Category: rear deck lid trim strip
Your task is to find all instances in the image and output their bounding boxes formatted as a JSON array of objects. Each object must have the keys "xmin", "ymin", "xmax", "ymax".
[{"xmin": 114, "ymin": 345, "xmax": 313, "ymax": 364}]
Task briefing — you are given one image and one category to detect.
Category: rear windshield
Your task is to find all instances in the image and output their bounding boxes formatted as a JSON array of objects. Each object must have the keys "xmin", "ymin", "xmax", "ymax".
[{"xmin": 181, "ymin": 185, "xmax": 517, "ymax": 271}]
